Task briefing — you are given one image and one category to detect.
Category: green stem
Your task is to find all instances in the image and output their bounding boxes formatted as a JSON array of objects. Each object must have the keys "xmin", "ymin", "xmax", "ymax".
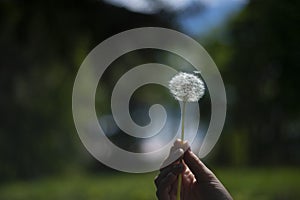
[
  {"xmin": 181, "ymin": 101, "xmax": 186, "ymax": 141},
  {"xmin": 177, "ymin": 101, "xmax": 186, "ymax": 200},
  {"xmin": 176, "ymin": 175, "xmax": 182, "ymax": 200}
]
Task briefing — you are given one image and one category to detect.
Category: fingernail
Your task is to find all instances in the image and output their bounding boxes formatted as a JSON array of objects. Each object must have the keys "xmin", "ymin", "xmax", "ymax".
[{"xmin": 178, "ymin": 148, "xmax": 184, "ymax": 155}]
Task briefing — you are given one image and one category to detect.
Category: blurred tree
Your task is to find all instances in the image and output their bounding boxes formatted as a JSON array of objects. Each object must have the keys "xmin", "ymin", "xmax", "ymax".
[
  {"xmin": 0, "ymin": 0, "xmax": 169, "ymax": 181},
  {"xmin": 1, "ymin": 0, "xmax": 299, "ymax": 182},
  {"xmin": 213, "ymin": 0, "xmax": 300, "ymax": 166}
]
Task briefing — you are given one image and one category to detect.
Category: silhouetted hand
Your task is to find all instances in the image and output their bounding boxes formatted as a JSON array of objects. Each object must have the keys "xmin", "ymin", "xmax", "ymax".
[{"xmin": 154, "ymin": 140, "xmax": 233, "ymax": 200}]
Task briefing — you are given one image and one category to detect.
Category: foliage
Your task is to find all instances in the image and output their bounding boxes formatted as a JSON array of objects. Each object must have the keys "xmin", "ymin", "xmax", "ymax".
[
  {"xmin": 206, "ymin": 0, "xmax": 300, "ymax": 166},
  {"xmin": 0, "ymin": 0, "xmax": 168, "ymax": 180},
  {"xmin": 0, "ymin": 168, "xmax": 299, "ymax": 200},
  {"xmin": 0, "ymin": 0, "xmax": 299, "ymax": 184}
]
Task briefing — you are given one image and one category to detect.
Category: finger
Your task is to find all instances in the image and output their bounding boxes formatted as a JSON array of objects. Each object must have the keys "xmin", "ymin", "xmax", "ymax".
[
  {"xmin": 155, "ymin": 163, "xmax": 184, "ymax": 187},
  {"xmin": 174, "ymin": 139, "xmax": 190, "ymax": 152},
  {"xmin": 183, "ymin": 149, "xmax": 215, "ymax": 182},
  {"xmin": 167, "ymin": 139, "xmax": 189, "ymax": 155},
  {"xmin": 174, "ymin": 139, "xmax": 183, "ymax": 148},
  {"xmin": 161, "ymin": 148, "xmax": 184, "ymax": 169},
  {"xmin": 156, "ymin": 172, "xmax": 177, "ymax": 199},
  {"xmin": 160, "ymin": 140, "xmax": 190, "ymax": 169},
  {"xmin": 182, "ymin": 169, "xmax": 194, "ymax": 186}
]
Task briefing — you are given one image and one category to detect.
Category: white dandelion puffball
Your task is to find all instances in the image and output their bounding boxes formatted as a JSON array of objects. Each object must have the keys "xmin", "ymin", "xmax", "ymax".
[{"xmin": 169, "ymin": 72, "xmax": 205, "ymax": 102}]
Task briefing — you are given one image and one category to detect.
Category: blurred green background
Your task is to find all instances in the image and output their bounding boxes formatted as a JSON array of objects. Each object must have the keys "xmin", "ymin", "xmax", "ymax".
[{"xmin": 0, "ymin": 0, "xmax": 299, "ymax": 199}]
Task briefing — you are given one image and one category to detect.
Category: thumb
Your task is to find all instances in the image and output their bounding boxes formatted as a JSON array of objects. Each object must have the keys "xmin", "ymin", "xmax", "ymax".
[
  {"xmin": 183, "ymin": 149, "xmax": 216, "ymax": 182},
  {"xmin": 160, "ymin": 139, "xmax": 190, "ymax": 169}
]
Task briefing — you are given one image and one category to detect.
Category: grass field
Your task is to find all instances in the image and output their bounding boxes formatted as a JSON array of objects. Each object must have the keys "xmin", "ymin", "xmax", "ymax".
[{"xmin": 0, "ymin": 168, "xmax": 299, "ymax": 200}]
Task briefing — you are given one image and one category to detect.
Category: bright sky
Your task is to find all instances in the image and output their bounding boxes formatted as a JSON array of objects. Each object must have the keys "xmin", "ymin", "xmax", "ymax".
[
  {"xmin": 178, "ymin": 0, "xmax": 248, "ymax": 35},
  {"xmin": 104, "ymin": 0, "xmax": 246, "ymax": 13},
  {"xmin": 104, "ymin": 0, "xmax": 248, "ymax": 35}
]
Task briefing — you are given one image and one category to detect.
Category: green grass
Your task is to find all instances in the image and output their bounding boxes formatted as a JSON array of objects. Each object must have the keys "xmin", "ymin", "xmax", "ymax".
[
  {"xmin": 0, "ymin": 168, "xmax": 299, "ymax": 200},
  {"xmin": 214, "ymin": 168, "xmax": 300, "ymax": 200}
]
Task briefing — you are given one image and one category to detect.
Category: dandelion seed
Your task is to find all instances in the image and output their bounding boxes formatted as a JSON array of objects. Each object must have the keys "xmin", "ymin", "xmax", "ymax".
[{"xmin": 169, "ymin": 72, "xmax": 205, "ymax": 102}]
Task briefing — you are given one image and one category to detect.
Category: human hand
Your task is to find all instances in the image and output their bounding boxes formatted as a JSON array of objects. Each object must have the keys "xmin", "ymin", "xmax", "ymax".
[{"xmin": 154, "ymin": 140, "xmax": 233, "ymax": 200}]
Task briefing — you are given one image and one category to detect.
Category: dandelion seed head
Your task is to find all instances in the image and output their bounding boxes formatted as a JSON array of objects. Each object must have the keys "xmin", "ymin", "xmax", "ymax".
[{"xmin": 169, "ymin": 72, "xmax": 205, "ymax": 102}]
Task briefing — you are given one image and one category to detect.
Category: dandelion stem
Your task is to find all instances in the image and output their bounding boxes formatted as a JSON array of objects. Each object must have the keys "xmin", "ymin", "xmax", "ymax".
[
  {"xmin": 177, "ymin": 174, "xmax": 182, "ymax": 200},
  {"xmin": 181, "ymin": 101, "xmax": 186, "ymax": 141},
  {"xmin": 177, "ymin": 101, "xmax": 186, "ymax": 200}
]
